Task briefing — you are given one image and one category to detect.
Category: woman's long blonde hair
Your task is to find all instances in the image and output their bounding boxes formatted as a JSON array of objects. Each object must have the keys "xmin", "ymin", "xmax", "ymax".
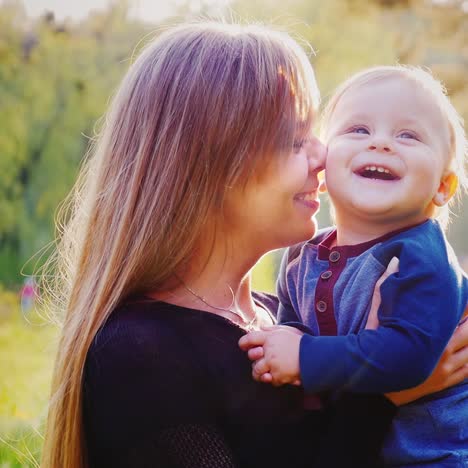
[{"xmin": 40, "ymin": 21, "xmax": 318, "ymax": 468}]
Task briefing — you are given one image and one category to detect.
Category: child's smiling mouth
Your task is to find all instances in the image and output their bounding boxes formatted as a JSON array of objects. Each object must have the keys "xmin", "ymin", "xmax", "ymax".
[{"xmin": 355, "ymin": 165, "xmax": 400, "ymax": 181}]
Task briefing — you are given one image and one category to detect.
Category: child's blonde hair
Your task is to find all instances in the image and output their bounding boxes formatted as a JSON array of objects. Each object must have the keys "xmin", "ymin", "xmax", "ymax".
[
  {"xmin": 40, "ymin": 21, "xmax": 318, "ymax": 468},
  {"xmin": 320, "ymin": 65, "xmax": 467, "ymax": 229}
]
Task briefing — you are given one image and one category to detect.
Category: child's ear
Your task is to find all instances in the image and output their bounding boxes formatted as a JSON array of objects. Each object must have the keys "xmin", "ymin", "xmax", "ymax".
[{"xmin": 433, "ymin": 172, "xmax": 458, "ymax": 207}]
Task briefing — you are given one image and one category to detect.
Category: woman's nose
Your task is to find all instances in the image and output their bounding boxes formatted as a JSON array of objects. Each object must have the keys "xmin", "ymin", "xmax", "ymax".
[{"xmin": 307, "ymin": 137, "xmax": 326, "ymax": 172}]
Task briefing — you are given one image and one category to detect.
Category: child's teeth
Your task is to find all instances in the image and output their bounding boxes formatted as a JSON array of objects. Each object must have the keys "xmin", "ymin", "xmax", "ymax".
[{"xmin": 364, "ymin": 166, "xmax": 391, "ymax": 173}]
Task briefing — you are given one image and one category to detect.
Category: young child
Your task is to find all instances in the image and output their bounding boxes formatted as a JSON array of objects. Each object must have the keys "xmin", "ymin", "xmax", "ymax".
[{"xmin": 240, "ymin": 66, "xmax": 468, "ymax": 466}]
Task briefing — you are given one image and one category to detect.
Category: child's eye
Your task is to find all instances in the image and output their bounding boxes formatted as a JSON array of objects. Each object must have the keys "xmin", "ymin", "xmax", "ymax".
[
  {"xmin": 349, "ymin": 126, "xmax": 369, "ymax": 135},
  {"xmin": 398, "ymin": 131, "xmax": 419, "ymax": 140}
]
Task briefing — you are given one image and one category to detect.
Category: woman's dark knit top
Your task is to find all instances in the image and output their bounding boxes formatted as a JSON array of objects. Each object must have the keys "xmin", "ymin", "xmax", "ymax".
[{"xmin": 83, "ymin": 293, "xmax": 397, "ymax": 467}]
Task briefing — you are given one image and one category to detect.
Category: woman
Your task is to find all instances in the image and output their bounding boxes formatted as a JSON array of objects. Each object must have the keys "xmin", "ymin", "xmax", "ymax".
[{"xmin": 41, "ymin": 22, "xmax": 468, "ymax": 468}]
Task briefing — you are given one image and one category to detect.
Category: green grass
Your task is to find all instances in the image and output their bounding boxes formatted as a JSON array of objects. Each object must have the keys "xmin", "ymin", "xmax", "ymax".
[
  {"xmin": 0, "ymin": 288, "xmax": 58, "ymax": 467},
  {"xmin": 0, "ymin": 427, "xmax": 44, "ymax": 468}
]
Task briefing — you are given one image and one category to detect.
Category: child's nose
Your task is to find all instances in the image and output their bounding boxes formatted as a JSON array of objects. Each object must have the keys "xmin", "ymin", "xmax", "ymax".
[{"xmin": 368, "ymin": 136, "xmax": 393, "ymax": 153}]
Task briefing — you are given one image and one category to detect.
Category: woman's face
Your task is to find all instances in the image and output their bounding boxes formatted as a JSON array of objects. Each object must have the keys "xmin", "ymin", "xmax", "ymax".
[{"xmin": 226, "ymin": 133, "xmax": 326, "ymax": 251}]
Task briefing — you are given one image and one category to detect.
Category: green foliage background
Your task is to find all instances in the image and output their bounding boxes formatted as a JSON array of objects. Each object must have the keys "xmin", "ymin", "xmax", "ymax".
[
  {"xmin": 1, "ymin": 0, "xmax": 467, "ymax": 287},
  {"xmin": 0, "ymin": 0, "xmax": 467, "ymax": 465}
]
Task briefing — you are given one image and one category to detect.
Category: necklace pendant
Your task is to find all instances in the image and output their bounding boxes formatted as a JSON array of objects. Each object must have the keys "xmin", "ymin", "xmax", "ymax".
[{"xmin": 180, "ymin": 279, "xmax": 257, "ymax": 331}]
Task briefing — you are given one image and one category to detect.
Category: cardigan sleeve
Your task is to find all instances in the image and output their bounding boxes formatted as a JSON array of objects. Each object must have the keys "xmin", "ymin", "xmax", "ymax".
[{"xmin": 299, "ymin": 234, "xmax": 468, "ymax": 394}]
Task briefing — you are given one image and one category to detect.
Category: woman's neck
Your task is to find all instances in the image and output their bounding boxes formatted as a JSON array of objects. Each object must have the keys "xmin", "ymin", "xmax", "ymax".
[{"xmin": 152, "ymin": 232, "xmax": 266, "ymax": 320}]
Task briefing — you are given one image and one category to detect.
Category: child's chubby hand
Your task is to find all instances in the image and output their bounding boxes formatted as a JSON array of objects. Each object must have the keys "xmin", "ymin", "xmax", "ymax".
[{"xmin": 238, "ymin": 325, "xmax": 303, "ymax": 386}]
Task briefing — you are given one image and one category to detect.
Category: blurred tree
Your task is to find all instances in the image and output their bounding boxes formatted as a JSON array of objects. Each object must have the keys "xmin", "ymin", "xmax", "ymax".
[
  {"xmin": 0, "ymin": 0, "xmax": 466, "ymax": 285},
  {"xmin": 0, "ymin": 0, "xmax": 151, "ymax": 284},
  {"xmin": 230, "ymin": 0, "xmax": 397, "ymax": 95}
]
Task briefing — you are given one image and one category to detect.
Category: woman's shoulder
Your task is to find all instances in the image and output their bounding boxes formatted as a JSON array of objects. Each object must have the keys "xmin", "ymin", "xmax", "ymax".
[
  {"xmin": 88, "ymin": 299, "xmax": 180, "ymax": 360},
  {"xmin": 84, "ymin": 299, "xmax": 227, "ymax": 414},
  {"xmin": 85, "ymin": 300, "xmax": 210, "ymax": 391},
  {"xmin": 83, "ymin": 300, "xmax": 231, "ymax": 462},
  {"xmin": 85, "ymin": 297, "xmax": 246, "ymax": 375}
]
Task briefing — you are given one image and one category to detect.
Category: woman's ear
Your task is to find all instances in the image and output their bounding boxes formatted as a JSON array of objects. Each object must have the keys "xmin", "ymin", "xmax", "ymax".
[{"xmin": 433, "ymin": 172, "xmax": 458, "ymax": 207}]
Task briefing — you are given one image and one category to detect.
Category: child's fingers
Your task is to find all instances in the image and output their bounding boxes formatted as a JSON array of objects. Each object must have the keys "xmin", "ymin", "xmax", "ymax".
[
  {"xmin": 247, "ymin": 346, "xmax": 264, "ymax": 361},
  {"xmin": 260, "ymin": 372, "xmax": 273, "ymax": 383},
  {"xmin": 252, "ymin": 358, "xmax": 270, "ymax": 378},
  {"xmin": 238, "ymin": 331, "xmax": 268, "ymax": 350}
]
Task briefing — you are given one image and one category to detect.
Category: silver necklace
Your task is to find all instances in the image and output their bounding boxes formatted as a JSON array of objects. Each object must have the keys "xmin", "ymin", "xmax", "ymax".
[{"xmin": 180, "ymin": 281, "xmax": 257, "ymax": 330}]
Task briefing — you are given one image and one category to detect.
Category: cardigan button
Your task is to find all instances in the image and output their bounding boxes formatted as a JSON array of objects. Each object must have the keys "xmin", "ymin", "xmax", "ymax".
[
  {"xmin": 329, "ymin": 251, "xmax": 340, "ymax": 262},
  {"xmin": 316, "ymin": 300, "xmax": 327, "ymax": 313},
  {"xmin": 320, "ymin": 270, "xmax": 332, "ymax": 280}
]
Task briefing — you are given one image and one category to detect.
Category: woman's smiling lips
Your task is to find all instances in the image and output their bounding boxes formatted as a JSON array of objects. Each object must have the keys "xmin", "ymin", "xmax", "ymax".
[{"xmin": 294, "ymin": 191, "xmax": 320, "ymax": 211}]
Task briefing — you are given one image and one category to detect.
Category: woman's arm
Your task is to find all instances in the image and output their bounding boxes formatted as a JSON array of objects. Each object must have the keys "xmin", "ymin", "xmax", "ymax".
[
  {"xmin": 365, "ymin": 261, "xmax": 468, "ymax": 405},
  {"xmin": 311, "ymin": 309, "xmax": 468, "ymax": 468},
  {"xmin": 386, "ymin": 311, "xmax": 468, "ymax": 405}
]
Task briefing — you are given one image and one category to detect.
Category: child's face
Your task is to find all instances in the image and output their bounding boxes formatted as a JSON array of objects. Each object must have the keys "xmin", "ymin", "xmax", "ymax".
[{"xmin": 324, "ymin": 77, "xmax": 452, "ymax": 228}]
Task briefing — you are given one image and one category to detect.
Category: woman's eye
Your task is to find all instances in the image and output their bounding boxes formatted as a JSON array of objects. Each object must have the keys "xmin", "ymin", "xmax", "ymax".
[
  {"xmin": 398, "ymin": 131, "xmax": 418, "ymax": 140},
  {"xmin": 349, "ymin": 126, "xmax": 369, "ymax": 135},
  {"xmin": 293, "ymin": 139, "xmax": 307, "ymax": 152}
]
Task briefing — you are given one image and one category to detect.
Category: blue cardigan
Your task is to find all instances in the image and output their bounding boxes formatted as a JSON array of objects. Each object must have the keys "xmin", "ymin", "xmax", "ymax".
[
  {"xmin": 278, "ymin": 219, "xmax": 467, "ymax": 393},
  {"xmin": 277, "ymin": 219, "xmax": 468, "ymax": 466}
]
